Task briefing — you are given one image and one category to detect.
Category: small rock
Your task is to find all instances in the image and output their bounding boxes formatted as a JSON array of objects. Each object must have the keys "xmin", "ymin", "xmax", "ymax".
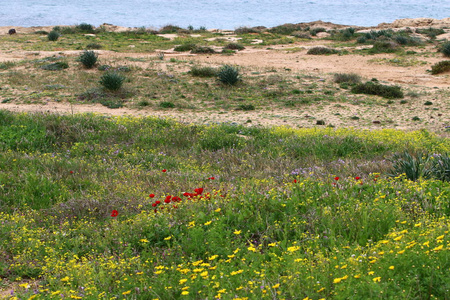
[{"xmin": 373, "ymin": 121, "xmax": 381, "ymax": 124}]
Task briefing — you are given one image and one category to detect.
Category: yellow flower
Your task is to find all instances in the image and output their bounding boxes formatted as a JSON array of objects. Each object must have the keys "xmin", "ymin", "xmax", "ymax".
[
  {"xmin": 122, "ymin": 290, "xmax": 131, "ymax": 295},
  {"xmin": 233, "ymin": 230, "xmax": 242, "ymax": 235},
  {"xmin": 393, "ymin": 236, "xmax": 403, "ymax": 241},
  {"xmin": 204, "ymin": 221, "xmax": 212, "ymax": 226},
  {"xmin": 373, "ymin": 277, "xmax": 381, "ymax": 282},
  {"xmin": 433, "ymin": 245, "xmax": 444, "ymax": 251},
  {"xmin": 140, "ymin": 238, "xmax": 149, "ymax": 243},
  {"xmin": 368, "ymin": 271, "xmax": 375, "ymax": 275},
  {"xmin": 436, "ymin": 235, "xmax": 444, "ymax": 240},
  {"xmin": 354, "ymin": 274, "xmax": 361, "ymax": 278},
  {"xmin": 414, "ymin": 223, "xmax": 422, "ymax": 227},
  {"xmin": 181, "ymin": 291, "xmax": 189, "ymax": 295},
  {"xmin": 248, "ymin": 246, "xmax": 257, "ymax": 252},
  {"xmin": 423, "ymin": 241, "xmax": 429, "ymax": 247},
  {"xmin": 179, "ymin": 279, "xmax": 188, "ymax": 285},
  {"xmin": 389, "ymin": 266, "xmax": 395, "ymax": 270},
  {"xmin": 397, "ymin": 250, "xmax": 405, "ymax": 254},
  {"xmin": 214, "ymin": 208, "xmax": 221, "ymax": 213},
  {"xmin": 61, "ymin": 276, "xmax": 70, "ymax": 282},
  {"xmin": 164, "ymin": 236, "xmax": 172, "ymax": 240},
  {"xmin": 333, "ymin": 278, "xmax": 342, "ymax": 284}
]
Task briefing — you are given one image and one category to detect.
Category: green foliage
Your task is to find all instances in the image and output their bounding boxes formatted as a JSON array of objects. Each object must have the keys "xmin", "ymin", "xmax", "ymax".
[
  {"xmin": 309, "ymin": 27, "xmax": 326, "ymax": 36},
  {"xmin": 47, "ymin": 31, "xmax": 60, "ymax": 41},
  {"xmin": 159, "ymin": 101, "xmax": 175, "ymax": 108},
  {"xmin": 236, "ymin": 104, "xmax": 255, "ymax": 111},
  {"xmin": 76, "ymin": 23, "xmax": 95, "ymax": 33},
  {"xmin": 234, "ymin": 26, "xmax": 261, "ymax": 34},
  {"xmin": 173, "ymin": 43, "xmax": 197, "ymax": 52},
  {"xmin": 189, "ymin": 66, "xmax": 218, "ymax": 77},
  {"xmin": 416, "ymin": 27, "xmax": 445, "ymax": 39},
  {"xmin": 333, "ymin": 73, "xmax": 361, "ymax": 84},
  {"xmin": 99, "ymin": 72, "xmax": 125, "ymax": 91},
  {"xmin": 217, "ymin": 65, "xmax": 241, "ymax": 85},
  {"xmin": 79, "ymin": 50, "xmax": 98, "ymax": 69},
  {"xmin": 86, "ymin": 43, "xmax": 102, "ymax": 49},
  {"xmin": 159, "ymin": 24, "xmax": 183, "ymax": 34},
  {"xmin": 440, "ymin": 42, "xmax": 450, "ymax": 57},
  {"xmin": 40, "ymin": 61, "xmax": 69, "ymax": 71},
  {"xmin": 223, "ymin": 43, "xmax": 245, "ymax": 51},
  {"xmin": 0, "ymin": 61, "xmax": 16, "ymax": 70},
  {"xmin": 389, "ymin": 152, "xmax": 450, "ymax": 182},
  {"xmin": 268, "ymin": 23, "xmax": 303, "ymax": 35},
  {"xmin": 351, "ymin": 81, "xmax": 404, "ymax": 99},
  {"xmin": 369, "ymin": 41, "xmax": 399, "ymax": 54},
  {"xmin": 307, "ymin": 47, "xmax": 339, "ymax": 55},
  {"xmin": 430, "ymin": 60, "xmax": 450, "ymax": 74},
  {"xmin": 191, "ymin": 46, "xmax": 216, "ymax": 54}
]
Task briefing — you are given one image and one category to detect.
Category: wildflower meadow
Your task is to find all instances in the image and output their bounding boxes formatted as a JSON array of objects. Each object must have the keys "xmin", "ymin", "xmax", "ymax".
[{"xmin": 0, "ymin": 111, "xmax": 449, "ymax": 299}]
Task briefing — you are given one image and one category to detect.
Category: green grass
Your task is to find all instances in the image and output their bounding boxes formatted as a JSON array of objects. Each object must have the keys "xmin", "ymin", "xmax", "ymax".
[{"xmin": 0, "ymin": 111, "xmax": 449, "ymax": 299}]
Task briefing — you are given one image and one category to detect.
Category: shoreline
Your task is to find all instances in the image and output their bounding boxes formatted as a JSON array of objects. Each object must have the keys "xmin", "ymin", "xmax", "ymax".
[{"xmin": 1, "ymin": 17, "xmax": 450, "ymax": 35}]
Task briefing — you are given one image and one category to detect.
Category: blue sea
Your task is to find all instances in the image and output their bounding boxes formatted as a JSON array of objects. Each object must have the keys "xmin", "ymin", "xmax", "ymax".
[{"xmin": 1, "ymin": 0, "xmax": 449, "ymax": 29}]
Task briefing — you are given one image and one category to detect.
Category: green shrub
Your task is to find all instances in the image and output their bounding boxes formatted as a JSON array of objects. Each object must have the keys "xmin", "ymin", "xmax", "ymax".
[
  {"xmin": 189, "ymin": 66, "xmax": 218, "ymax": 77},
  {"xmin": 416, "ymin": 27, "xmax": 445, "ymax": 39},
  {"xmin": 0, "ymin": 61, "xmax": 15, "ymax": 70},
  {"xmin": 440, "ymin": 42, "xmax": 450, "ymax": 57},
  {"xmin": 174, "ymin": 43, "xmax": 197, "ymax": 52},
  {"xmin": 217, "ymin": 65, "xmax": 241, "ymax": 85},
  {"xmin": 389, "ymin": 152, "xmax": 450, "ymax": 182},
  {"xmin": 234, "ymin": 26, "xmax": 261, "ymax": 34},
  {"xmin": 333, "ymin": 73, "xmax": 361, "ymax": 84},
  {"xmin": 159, "ymin": 25, "xmax": 183, "ymax": 34},
  {"xmin": 236, "ymin": 104, "xmax": 255, "ymax": 111},
  {"xmin": 79, "ymin": 50, "xmax": 98, "ymax": 69},
  {"xmin": 99, "ymin": 72, "xmax": 125, "ymax": 91},
  {"xmin": 369, "ymin": 41, "xmax": 399, "ymax": 53},
  {"xmin": 307, "ymin": 47, "xmax": 339, "ymax": 55},
  {"xmin": 268, "ymin": 24, "xmax": 303, "ymax": 35},
  {"xmin": 86, "ymin": 43, "xmax": 102, "ymax": 49},
  {"xmin": 191, "ymin": 46, "xmax": 216, "ymax": 54},
  {"xmin": 159, "ymin": 101, "xmax": 175, "ymax": 108},
  {"xmin": 224, "ymin": 43, "xmax": 245, "ymax": 51},
  {"xmin": 40, "ymin": 62, "xmax": 69, "ymax": 71},
  {"xmin": 76, "ymin": 23, "xmax": 95, "ymax": 33},
  {"xmin": 351, "ymin": 82, "xmax": 403, "ymax": 99},
  {"xmin": 291, "ymin": 31, "xmax": 311, "ymax": 39},
  {"xmin": 309, "ymin": 27, "xmax": 326, "ymax": 36},
  {"xmin": 430, "ymin": 61, "xmax": 450, "ymax": 74},
  {"xmin": 47, "ymin": 31, "xmax": 60, "ymax": 41}
]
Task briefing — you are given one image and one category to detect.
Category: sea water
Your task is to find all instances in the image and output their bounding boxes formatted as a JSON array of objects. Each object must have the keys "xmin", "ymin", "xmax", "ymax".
[{"xmin": 1, "ymin": 0, "xmax": 449, "ymax": 29}]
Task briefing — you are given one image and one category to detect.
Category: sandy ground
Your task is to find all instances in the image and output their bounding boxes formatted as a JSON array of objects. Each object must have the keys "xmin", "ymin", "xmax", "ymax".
[{"xmin": 0, "ymin": 18, "xmax": 449, "ymax": 136}]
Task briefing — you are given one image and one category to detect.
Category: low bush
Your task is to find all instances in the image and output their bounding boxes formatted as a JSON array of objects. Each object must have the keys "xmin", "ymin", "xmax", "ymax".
[
  {"xmin": 40, "ymin": 62, "xmax": 69, "ymax": 71},
  {"xmin": 224, "ymin": 43, "xmax": 245, "ymax": 51},
  {"xmin": 159, "ymin": 101, "xmax": 175, "ymax": 108},
  {"xmin": 217, "ymin": 65, "xmax": 241, "ymax": 85},
  {"xmin": 86, "ymin": 43, "xmax": 102, "ymax": 49},
  {"xmin": 174, "ymin": 43, "xmax": 197, "ymax": 52},
  {"xmin": 234, "ymin": 26, "xmax": 261, "ymax": 34},
  {"xmin": 99, "ymin": 72, "xmax": 125, "ymax": 91},
  {"xmin": 309, "ymin": 27, "xmax": 326, "ymax": 36},
  {"xmin": 351, "ymin": 81, "xmax": 404, "ymax": 99},
  {"xmin": 440, "ymin": 42, "xmax": 450, "ymax": 57},
  {"xmin": 76, "ymin": 23, "xmax": 95, "ymax": 33},
  {"xmin": 307, "ymin": 47, "xmax": 339, "ymax": 55},
  {"xmin": 47, "ymin": 31, "xmax": 60, "ymax": 41},
  {"xmin": 159, "ymin": 24, "xmax": 183, "ymax": 34},
  {"xmin": 416, "ymin": 27, "xmax": 445, "ymax": 39},
  {"xmin": 369, "ymin": 41, "xmax": 399, "ymax": 54},
  {"xmin": 291, "ymin": 31, "xmax": 311, "ymax": 39},
  {"xmin": 79, "ymin": 50, "xmax": 98, "ymax": 69},
  {"xmin": 430, "ymin": 61, "xmax": 450, "ymax": 74},
  {"xmin": 189, "ymin": 66, "xmax": 218, "ymax": 77},
  {"xmin": 191, "ymin": 46, "xmax": 216, "ymax": 54},
  {"xmin": 268, "ymin": 24, "xmax": 303, "ymax": 35},
  {"xmin": 333, "ymin": 73, "xmax": 361, "ymax": 84}
]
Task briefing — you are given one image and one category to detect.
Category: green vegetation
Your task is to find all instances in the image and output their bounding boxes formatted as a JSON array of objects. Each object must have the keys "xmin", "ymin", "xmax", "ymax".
[
  {"xmin": 440, "ymin": 41, "xmax": 450, "ymax": 57},
  {"xmin": 217, "ymin": 65, "xmax": 241, "ymax": 85},
  {"xmin": 99, "ymin": 72, "xmax": 125, "ymax": 91},
  {"xmin": 430, "ymin": 61, "xmax": 450, "ymax": 74},
  {"xmin": 189, "ymin": 65, "xmax": 218, "ymax": 77},
  {"xmin": 47, "ymin": 30, "xmax": 60, "ymax": 41},
  {"xmin": 351, "ymin": 81, "xmax": 404, "ymax": 99},
  {"xmin": 333, "ymin": 73, "xmax": 361, "ymax": 84},
  {"xmin": 40, "ymin": 61, "xmax": 69, "ymax": 71},
  {"xmin": 0, "ymin": 111, "xmax": 449, "ymax": 299},
  {"xmin": 78, "ymin": 50, "xmax": 98, "ymax": 69},
  {"xmin": 307, "ymin": 46, "xmax": 339, "ymax": 55}
]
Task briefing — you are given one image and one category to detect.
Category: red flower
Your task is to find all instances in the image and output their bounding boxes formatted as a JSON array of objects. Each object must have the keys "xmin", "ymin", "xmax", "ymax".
[
  {"xmin": 152, "ymin": 203, "xmax": 157, "ymax": 207},
  {"xmin": 194, "ymin": 188, "xmax": 204, "ymax": 195},
  {"xmin": 155, "ymin": 200, "xmax": 161, "ymax": 205},
  {"xmin": 162, "ymin": 169, "xmax": 167, "ymax": 173},
  {"xmin": 208, "ymin": 177, "xmax": 215, "ymax": 180},
  {"xmin": 355, "ymin": 176, "xmax": 361, "ymax": 180},
  {"xmin": 70, "ymin": 171, "xmax": 74, "ymax": 174},
  {"xmin": 111, "ymin": 210, "xmax": 118, "ymax": 217},
  {"xmin": 334, "ymin": 177, "xmax": 340, "ymax": 181},
  {"xmin": 293, "ymin": 179, "xmax": 297, "ymax": 183},
  {"xmin": 149, "ymin": 194, "xmax": 155, "ymax": 198}
]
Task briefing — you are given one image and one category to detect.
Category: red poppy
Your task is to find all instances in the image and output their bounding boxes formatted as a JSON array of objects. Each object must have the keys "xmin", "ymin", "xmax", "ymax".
[
  {"xmin": 208, "ymin": 177, "xmax": 215, "ymax": 180},
  {"xmin": 70, "ymin": 171, "xmax": 74, "ymax": 174},
  {"xmin": 183, "ymin": 192, "xmax": 192, "ymax": 197},
  {"xmin": 194, "ymin": 188, "xmax": 204, "ymax": 195},
  {"xmin": 334, "ymin": 177, "xmax": 340, "ymax": 181},
  {"xmin": 111, "ymin": 210, "xmax": 118, "ymax": 217},
  {"xmin": 355, "ymin": 176, "xmax": 361, "ymax": 180},
  {"xmin": 155, "ymin": 200, "xmax": 161, "ymax": 205},
  {"xmin": 162, "ymin": 169, "xmax": 167, "ymax": 173},
  {"xmin": 149, "ymin": 194, "xmax": 155, "ymax": 198},
  {"xmin": 152, "ymin": 203, "xmax": 157, "ymax": 207},
  {"xmin": 293, "ymin": 179, "xmax": 297, "ymax": 183}
]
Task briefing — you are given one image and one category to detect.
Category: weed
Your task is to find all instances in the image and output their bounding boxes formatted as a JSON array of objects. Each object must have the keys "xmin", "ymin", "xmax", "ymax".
[
  {"xmin": 333, "ymin": 73, "xmax": 361, "ymax": 84},
  {"xmin": 236, "ymin": 104, "xmax": 255, "ymax": 111},
  {"xmin": 174, "ymin": 43, "xmax": 197, "ymax": 52},
  {"xmin": 416, "ymin": 27, "xmax": 445, "ymax": 39},
  {"xmin": 160, "ymin": 101, "xmax": 175, "ymax": 108},
  {"xmin": 189, "ymin": 66, "xmax": 218, "ymax": 77},
  {"xmin": 191, "ymin": 46, "xmax": 216, "ymax": 54},
  {"xmin": 159, "ymin": 24, "xmax": 183, "ymax": 34},
  {"xmin": 99, "ymin": 72, "xmax": 125, "ymax": 91},
  {"xmin": 47, "ymin": 31, "xmax": 60, "ymax": 41},
  {"xmin": 0, "ymin": 61, "xmax": 16, "ymax": 70},
  {"xmin": 217, "ymin": 65, "xmax": 241, "ymax": 85},
  {"xmin": 234, "ymin": 26, "xmax": 261, "ymax": 34},
  {"xmin": 309, "ymin": 27, "xmax": 326, "ymax": 36},
  {"xmin": 351, "ymin": 82, "xmax": 404, "ymax": 99},
  {"xmin": 430, "ymin": 61, "xmax": 450, "ymax": 74},
  {"xmin": 86, "ymin": 43, "xmax": 102, "ymax": 49},
  {"xmin": 307, "ymin": 47, "xmax": 339, "ymax": 55},
  {"xmin": 76, "ymin": 23, "xmax": 95, "ymax": 33},
  {"xmin": 223, "ymin": 43, "xmax": 245, "ymax": 51},
  {"xmin": 40, "ymin": 62, "xmax": 69, "ymax": 71},
  {"xmin": 79, "ymin": 50, "xmax": 98, "ymax": 69}
]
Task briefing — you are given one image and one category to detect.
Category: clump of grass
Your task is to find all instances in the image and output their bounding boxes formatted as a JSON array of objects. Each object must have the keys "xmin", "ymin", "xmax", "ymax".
[
  {"xmin": 159, "ymin": 101, "xmax": 175, "ymax": 108},
  {"xmin": 0, "ymin": 61, "xmax": 16, "ymax": 70},
  {"xmin": 333, "ymin": 73, "xmax": 361, "ymax": 84},
  {"xmin": 389, "ymin": 152, "xmax": 450, "ymax": 182},
  {"xmin": 189, "ymin": 66, "xmax": 218, "ymax": 77},
  {"xmin": 99, "ymin": 72, "xmax": 125, "ymax": 91},
  {"xmin": 236, "ymin": 104, "xmax": 255, "ymax": 111},
  {"xmin": 79, "ymin": 50, "xmax": 98, "ymax": 69},
  {"xmin": 307, "ymin": 47, "xmax": 339, "ymax": 55},
  {"xmin": 191, "ymin": 46, "xmax": 216, "ymax": 54},
  {"xmin": 174, "ymin": 43, "xmax": 197, "ymax": 52},
  {"xmin": 217, "ymin": 65, "xmax": 241, "ymax": 85},
  {"xmin": 351, "ymin": 81, "xmax": 403, "ymax": 99},
  {"xmin": 40, "ymin": 62, "xmax": 69, "ymax": 71},
  {"xmin": 430, "ymin": 61, "xmax": 450, "ymax": 75},
  {"xmin": 224, "ymin": 43, "xmax": 245, "ymax": 51},
  {"xmin": 369, "ymin": 41, "xmax": 399, "ymax": 54},
  {"xmin": 86, "ymin": 43, "xmax": 102, "ymax": 50},
  {"xmin": 234, "ymin": 26, "xmax": 261, "ymax": 34},
  {"xmin": 291, "ymin": 31, "xmax": 311, "ymax": 39},
  {"xmin": 416, "ymin": 27, "xmax": 445, "ymax": 39},
  {"xmin": 439, "ymin": 42, "xmax": 450, "ymax": 57},
  {"xmin": 159, "ymin": 24, "xmax": 183, "ymax": 34},
  {"xmin": 309, "ymin": 27, "xmax": 326, "ymax": 36},
  {"xmin": 47, "ymin": 31, "xmax": 60, "ymax": 41},
  {"xmin": 76, "ymin": 23, "xmax": 95, "ymax": 33}
]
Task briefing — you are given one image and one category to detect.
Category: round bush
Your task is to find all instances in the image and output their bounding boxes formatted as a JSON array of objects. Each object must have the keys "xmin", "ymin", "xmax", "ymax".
[
  {"xmin": 99, "ymin": 72, "xmax": 125, "ymax": 91},
  {"xmin": 217, "ymin": 65, "xmax": 241, "ymax": 85},
  {"xmin": 79, "ymin": 50, "xmax": 98, "ymax": 69},
  {"xmin": 47, "ymin": 31, "xmax": 60, "ymax": 41},
  {"xmin": 441, "ymin": 42, "xmax": 450, "ymax": 57}
]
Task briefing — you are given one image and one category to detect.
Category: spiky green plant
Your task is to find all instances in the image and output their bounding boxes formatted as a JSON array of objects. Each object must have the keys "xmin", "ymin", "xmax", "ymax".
[
  {"xmin": 47, "ymin": 31, "xmax": 60, "ymax": 41},
  {"xmin": 79, "ymin": 50, "xmax": 98, "ymax": 69},
  {"xmin": 99, "ymin": 72, "xmax": 125, "ymax": 91},
  {"xmin": 217, "ymin": 65, "xmax": 241, "ymax": 85}
]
